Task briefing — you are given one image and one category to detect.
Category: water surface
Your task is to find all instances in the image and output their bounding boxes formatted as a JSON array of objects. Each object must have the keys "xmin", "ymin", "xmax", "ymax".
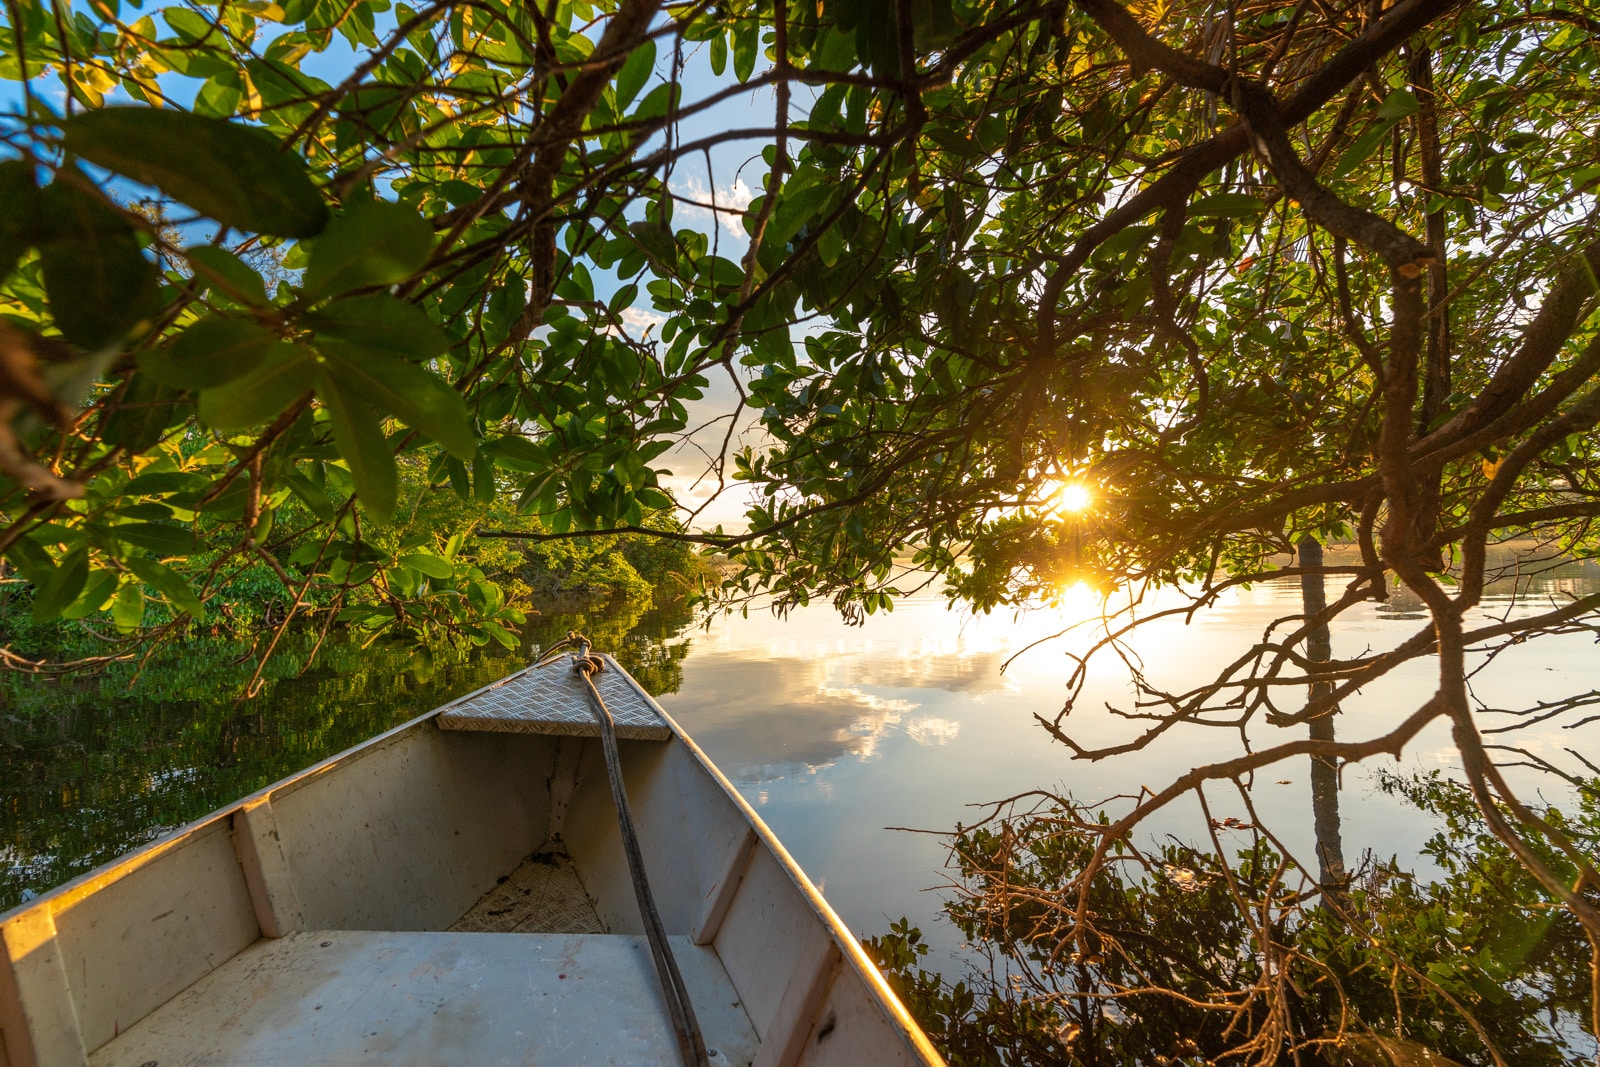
[{"xmin": 3, "ymin": 553, "xmax": 1597, "ymax": 974}]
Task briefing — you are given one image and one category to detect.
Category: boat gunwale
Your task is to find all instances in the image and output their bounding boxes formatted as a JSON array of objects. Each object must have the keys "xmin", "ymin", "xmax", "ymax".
[
  {"xmin": 0, "ymin": 663, "xmax": 550, "ymax": 925},
  {"xmin": 627, "ymin": 661, "xmax": 947, "ymax": 1066},
  {"xmin": 0, "ymin": 655, "xmax": 946, "ymax": 1066}
]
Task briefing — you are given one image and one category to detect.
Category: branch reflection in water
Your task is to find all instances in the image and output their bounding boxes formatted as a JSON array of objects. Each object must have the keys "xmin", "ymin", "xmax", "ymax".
[
  {"xmin": 2, "ymin": 550, "xmax": 1596, "ymax": 1062},
  {"xmin": 659, "ymin": 549, "xmax": 1600, "ymax": 1064}
]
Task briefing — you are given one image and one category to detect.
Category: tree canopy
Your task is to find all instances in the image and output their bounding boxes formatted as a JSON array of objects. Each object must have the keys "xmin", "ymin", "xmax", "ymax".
[{"xmin": 4, "ymin": 0, "xmax": 1600, "ymax": 1054}]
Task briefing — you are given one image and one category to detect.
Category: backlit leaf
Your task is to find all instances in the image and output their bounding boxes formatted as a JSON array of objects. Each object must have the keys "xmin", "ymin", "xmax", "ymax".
[
  {"xmin": 141, "ymin": 316, "xmax": 289, "ymax": 389},
  {"xmin": 185, "ymin": 245, "xmax": 268, "ymax": 306},
  {"xmin": 197, "ymin": 345, "xmax": 315, "ymax": 430},
  {"xmin": 30, "ymin": 547, "xmax": 88, "ymax": 623},
  {"xmin": 320, "ymin": 342, "xmax": 474, "ymax": 460},
  {"xmin": 125, "ymin": 553, "xmax": 207, "ymax": 618},
  {"xmin": 614, "ymin": 39, "xmax": 655, "ymax": 110},
  {"xmin": 60, "ymin": 568, "xmax": 118, "ymax": 620},
  {"xmin": 303, "ymin": 200, "xmax": 433, "ymax": 301},
  {"xmin": 38, "ymin": 174, "xmax": 159, "ymax": 350},
  {"xmin": 306, "ymin": 293, "xmax": 451, "ymax": 361},
  {"xmin": 63, "ymin": 108, "xmax": 328, "ymax": 238},
  {"xmin": 315, "ymin": 370, "xmax": 398, "ymax": 523}
]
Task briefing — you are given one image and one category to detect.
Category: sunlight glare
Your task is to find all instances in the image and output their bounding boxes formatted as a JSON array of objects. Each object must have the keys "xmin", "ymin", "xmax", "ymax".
[
  {"xmin": 1048, "ymin": 480, "xmax": 1093, "ymax": 515},
  {"xmin": 1053, "ymin": 578, "xmax": 1099, "ymax": 618}
]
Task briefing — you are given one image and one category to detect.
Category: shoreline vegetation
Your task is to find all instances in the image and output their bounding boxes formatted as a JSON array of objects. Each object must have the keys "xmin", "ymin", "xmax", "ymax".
[{"xmin": 0, "ymin": 574, "xmax": 700, "ymax": 910}]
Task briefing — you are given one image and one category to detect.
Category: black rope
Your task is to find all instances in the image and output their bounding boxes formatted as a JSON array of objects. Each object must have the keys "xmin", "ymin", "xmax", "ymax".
[{"xmin": 537, "ymin": 634, "xmax": 710, "ymax": 1067}]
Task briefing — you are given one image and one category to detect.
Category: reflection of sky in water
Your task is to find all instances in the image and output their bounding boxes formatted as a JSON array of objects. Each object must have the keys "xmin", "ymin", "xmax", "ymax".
[{"xmin": 656, "ymin": 550, "xmax": 1600, "ymax": 964}]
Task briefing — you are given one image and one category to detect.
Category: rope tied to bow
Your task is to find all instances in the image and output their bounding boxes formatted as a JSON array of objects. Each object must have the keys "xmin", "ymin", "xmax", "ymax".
[{"xmin": 535, "ymin": 632, "xmax": 710, "ymax": 1067}]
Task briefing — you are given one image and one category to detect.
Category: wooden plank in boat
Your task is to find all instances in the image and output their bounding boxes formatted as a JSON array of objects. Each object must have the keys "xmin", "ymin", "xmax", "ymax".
[
  {"xmin": 436, "ymin": 654, "xmax": 670, "ymax": 740},
  {"xmin": 89, "ymin": 929, "xmax": 760, "ymax": 1067}
]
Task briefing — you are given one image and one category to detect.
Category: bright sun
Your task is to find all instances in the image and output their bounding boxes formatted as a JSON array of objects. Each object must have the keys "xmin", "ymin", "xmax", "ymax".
[{"xmin": 1048, "ymin": 481, "xmax": 1093, "ymax": 515}]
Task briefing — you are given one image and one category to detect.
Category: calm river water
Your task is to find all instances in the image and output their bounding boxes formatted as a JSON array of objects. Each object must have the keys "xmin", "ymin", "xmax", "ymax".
[{"xmin": 3, "ymin": 551, "xmax": 1598, "ymax": 973}]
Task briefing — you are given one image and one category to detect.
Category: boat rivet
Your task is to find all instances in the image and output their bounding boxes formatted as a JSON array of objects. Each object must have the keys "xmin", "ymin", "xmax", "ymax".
[
  {"xmin": 141, "ymin": 1061, "xmax": 158, "ymax": 1067},
  {"xmin": 321, "ymin": 941, "xmax": 332, "ymax": 947}
]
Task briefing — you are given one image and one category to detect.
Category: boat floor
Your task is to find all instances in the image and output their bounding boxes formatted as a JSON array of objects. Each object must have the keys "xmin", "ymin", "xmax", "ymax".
[
  {"xmin": 89, "ymin": 929, "xmax": 760, "ymax": 1067},
  {"xmin": 449, "ymin": 853, "xmax": 604, "ymax": 934}
]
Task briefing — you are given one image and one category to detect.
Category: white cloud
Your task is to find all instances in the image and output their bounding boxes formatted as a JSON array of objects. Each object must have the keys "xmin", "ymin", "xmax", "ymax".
[
  {"xmin": 906, "ymin": 717, "xmax": 961, "ymax": 745},
  {"xmin": 620, "ymin": 305, "xmax": 665, "ymax": 333},
  {"xmin": 672, "ymin": 175, "xmax": 755, "ymax": 239}
]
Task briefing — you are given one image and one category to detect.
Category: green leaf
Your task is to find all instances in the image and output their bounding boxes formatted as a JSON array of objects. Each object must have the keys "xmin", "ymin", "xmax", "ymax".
[
  {"xmin": 163, "ymin": 6, "xmax": 216, "ymax": 41},
  {"xmin": 608, "ymin": 283, "xmax": 640, "ymax": 315},
  {"xmin": 445, "ymin": 455, "xmax": 470, "ymax": 498},
  {"xmin": 5, "ymin": 537, "xmax": 53, "ymax": 585},
  {"xmin": 119, "ymin": 470, "xmax": 209, "ymax": 497},
  {"xmin": 125, "ymin": 553, "xmax": 207, "ymax": 618},
  {"xmin": 111, "ymin": 580, "xmax": 144, "ymax": 632},
  {"xmin": 63, "ymin": 108, "xmax": 329, "ymax": 238},
  {"xmin": 491, "ymin": 434, "xmax": 544, "ymax": 470},
  {"xmin": 305, "ymin": 293, "xmax": 451, "ymax": 361},
  {"xmin": 194, "ymin": 73, "xmax": 243, "ymax": 118},
  {"xmin": 1377, "ymin": 88, "xmax": 1420, "ymax": 120},
  {"xmin": 481, "ymin": 619, "xmax": 517, "ymax": 650},
  {"xmin": 102, "ymin": 374, "xmax": 186, "ymax": 452},
  {"xmin": 107, "ymin": 522, "xmax": 196, "ymax": 556},
  {"xmin": 733, "ymin": 19, "xmax": 758, "ymax": 83},
  {"xmin": 315, "ymin": 370, "xmax": 398, "ymax": 523},
  {"xmin": 408, "ymin": 645, "xmax": 434, "ymax": 681},
  {"xmin": 197, "ymin": 345, "xmax": 316, "ymax": 430},
  {"xmin": 767, "ymin": 183, "xmax": 833, "ymax": 249},
  {"xmin": 472, "ymin": 446, "xmax": 495, "ymax": 504},
  {"xmin": 1331, "ymin": 119, "xmax": 1401, "ymax": 179},
  {"xmin": 817, "ymin": 223, "xmax": 843, "ymax": 267},
  {"xmin": 185, "ymin": 245, "xmax": 268, "ymax": 306},
  {"xmin": 303, "ymin": 200, "xmax": 433, "ymax": 301},
  {"xmin": 30, "ymin": 547, "xmax": 88, "ymax": 623},
  {"xmin": 629, "ymin": 220, "xmax": 677, "ymax": 263},
  {"xmin": 0, "ymin": 159, "xmax": 40, "ymax": 280},
  {"xmin": 60, "ymin": 568, "xmax": 118, "ymax": 620},
  {"xmin": 485, "ymin": 281, "xmax": 527, "ymax": 346},
  {"xmin": 614, "ymin": 38, "xmax": 655, "ymax": 110},
  {"xmin": 141, "ymin": 316, "xmax": 291, "ymax": 389},
  {"xmin": 467, "ymin": 579, "xmax": 503, "ymax": 614},
  {"xmin": 397, "ymin": 551, "xmax": 451, "ymax": 578},
  {"xmin": 319, "ymin": 342, "xmax": 474, "ymax": 459},
  {"xmin": 911, "ymin": 0, "xmax": 959, "ymax": 49},
  {"xmin": 286, "ymin": 472, "xmax": 336, "ymax": 520},
  {"xmin": 38, "ymin": 174, "xmax": 159, "ymax": 349}
]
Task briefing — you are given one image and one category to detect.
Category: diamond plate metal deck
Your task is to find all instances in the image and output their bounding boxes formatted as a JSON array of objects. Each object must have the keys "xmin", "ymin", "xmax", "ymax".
[{"xmin": 436, "ymin": 653, "xmax": 672, "ymax": 740}]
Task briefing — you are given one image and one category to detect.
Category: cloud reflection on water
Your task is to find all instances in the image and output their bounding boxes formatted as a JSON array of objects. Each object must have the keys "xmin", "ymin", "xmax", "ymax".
[
  {"xmin": 668, "ymin": 643, "xmax": 993, "ymax": 780},
  {"xmin": 654, "ymin": 548, "xmax": 1600, "ymax": 963}
]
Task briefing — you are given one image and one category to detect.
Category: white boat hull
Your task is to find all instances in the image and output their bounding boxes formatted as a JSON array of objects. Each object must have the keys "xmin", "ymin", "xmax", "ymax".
[{"xmin": 0, "ymin": 656, "xmax": 944, "ymax": 1067}]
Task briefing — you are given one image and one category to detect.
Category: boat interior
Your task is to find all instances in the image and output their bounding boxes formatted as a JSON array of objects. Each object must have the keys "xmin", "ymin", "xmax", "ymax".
[{"xmin": 0, "ymin": 657, "xmax": 938, "ymax": 1067}]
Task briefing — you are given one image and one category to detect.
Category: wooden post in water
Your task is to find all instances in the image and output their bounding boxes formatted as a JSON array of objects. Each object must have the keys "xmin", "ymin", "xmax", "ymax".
[{"xmin": 1298, "ymin": 535, "xmax": 1347, "ymax": 897}]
